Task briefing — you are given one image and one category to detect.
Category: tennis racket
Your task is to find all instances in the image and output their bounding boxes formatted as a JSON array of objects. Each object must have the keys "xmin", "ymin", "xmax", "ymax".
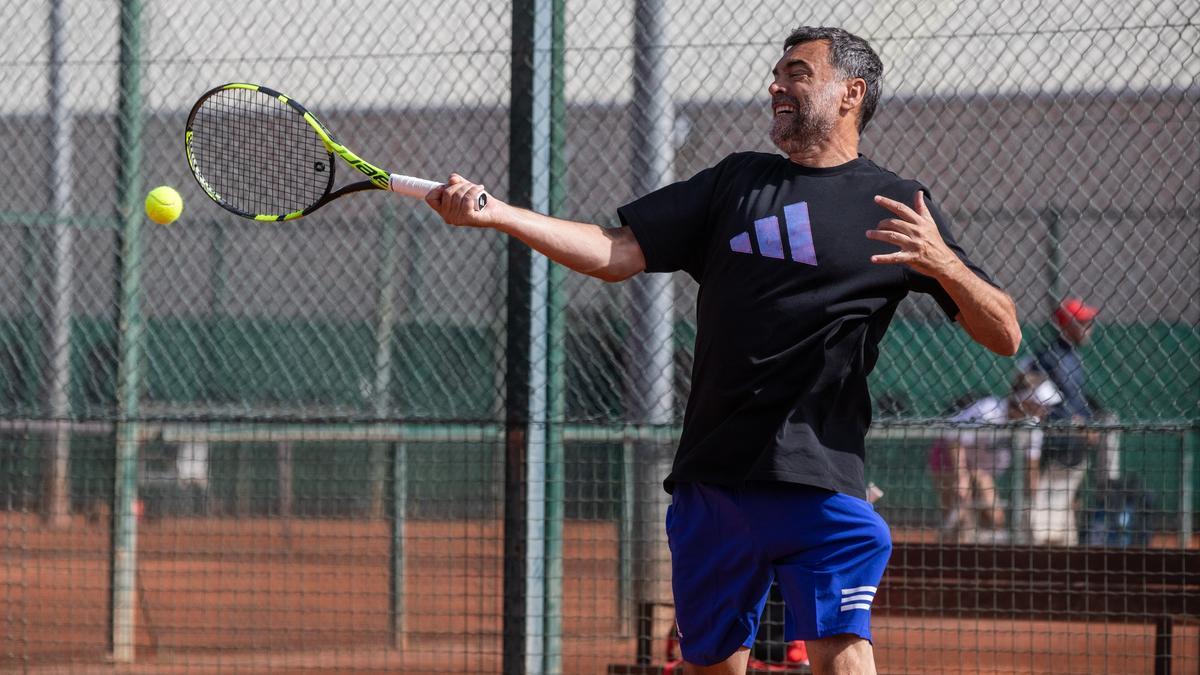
[{"xmin": 184, "ymin": 82, "xmax": 486, "ymax": 221}]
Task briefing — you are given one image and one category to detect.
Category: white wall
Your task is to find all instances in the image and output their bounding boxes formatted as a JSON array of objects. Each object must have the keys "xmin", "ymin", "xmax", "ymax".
[{"xmin": 2, "ymin": 0, "xmax": 1196, "ymax": 114}]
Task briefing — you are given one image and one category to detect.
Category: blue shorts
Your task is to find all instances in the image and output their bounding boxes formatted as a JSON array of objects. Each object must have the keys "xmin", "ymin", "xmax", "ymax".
[{"xmin": 666, "ymin": 481, "xmax": 892, "ymax": 666}]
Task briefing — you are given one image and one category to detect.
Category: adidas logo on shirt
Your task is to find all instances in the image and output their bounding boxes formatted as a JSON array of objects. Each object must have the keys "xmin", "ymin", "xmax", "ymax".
[
  {"xmin": 729, "ymin": 201, "xmax": 818, "ymax": 266},
  {"xmin": 839, "ymin": 585, "xmax": 876, "ymax": 612}
]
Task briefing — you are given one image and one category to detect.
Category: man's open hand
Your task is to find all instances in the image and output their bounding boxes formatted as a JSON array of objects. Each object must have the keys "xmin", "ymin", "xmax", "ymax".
[{"xmin": 867, "ymin": 190, "xmax": 961, "ymax": 279}]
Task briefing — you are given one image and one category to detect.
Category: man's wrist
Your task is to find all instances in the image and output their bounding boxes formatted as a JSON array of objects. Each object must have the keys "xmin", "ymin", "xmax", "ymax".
[
  {"xmin": 489, "ymin": 202, "xmax": 523, "ymax": 234},
  {"xmin": 931, "ymin": 254, "xmax": 971, "ymax": 286}
]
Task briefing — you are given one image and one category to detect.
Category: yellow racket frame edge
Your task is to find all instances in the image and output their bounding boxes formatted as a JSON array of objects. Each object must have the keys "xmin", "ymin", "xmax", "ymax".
[{"xmin": 191, "ymin": 82, "xmax": 394, "ymax": 222}]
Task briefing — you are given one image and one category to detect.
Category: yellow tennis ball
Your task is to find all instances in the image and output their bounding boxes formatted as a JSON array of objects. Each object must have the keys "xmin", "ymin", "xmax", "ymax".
[{"xmin": 145, "ymin": 185, "xmax": 183, "ymax": 225}]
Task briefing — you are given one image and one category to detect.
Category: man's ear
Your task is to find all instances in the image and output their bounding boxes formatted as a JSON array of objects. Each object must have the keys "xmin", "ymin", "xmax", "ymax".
[{"xmin": 842, "ymin": 78, "xmax": 867, "ymax": 115}]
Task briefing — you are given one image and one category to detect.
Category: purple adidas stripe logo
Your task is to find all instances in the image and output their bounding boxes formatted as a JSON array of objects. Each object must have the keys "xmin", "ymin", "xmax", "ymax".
[{"xmin": 729, "ymin": 201, "xmax": 817, "ymax": 266}]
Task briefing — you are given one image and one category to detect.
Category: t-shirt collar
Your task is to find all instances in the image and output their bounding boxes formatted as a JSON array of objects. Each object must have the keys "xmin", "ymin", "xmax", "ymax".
[{"xmin": 784, "ymin": 153, "xmax": 867, "ymax": 176}]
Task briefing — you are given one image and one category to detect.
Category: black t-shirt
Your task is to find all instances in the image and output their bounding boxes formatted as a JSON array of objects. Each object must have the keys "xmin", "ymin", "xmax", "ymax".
[{"xmin": 618, "ymin": 152, "xmax": 995, "ymax": 499}]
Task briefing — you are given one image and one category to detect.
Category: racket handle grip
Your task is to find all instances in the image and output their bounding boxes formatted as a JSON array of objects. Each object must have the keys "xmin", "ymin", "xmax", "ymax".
[
  {"xmin": 388, "ymin": 174, "xmax": 440, "ymax": 197},
  {"xmin": 389, "ymin": 174, "xmax": 487, "ymax": 210}
]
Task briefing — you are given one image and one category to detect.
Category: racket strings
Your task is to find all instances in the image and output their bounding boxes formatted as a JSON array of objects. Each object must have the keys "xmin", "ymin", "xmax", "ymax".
[{"xmin": 190, "ymin": 87, "xmax": 331, "ymax": 217}]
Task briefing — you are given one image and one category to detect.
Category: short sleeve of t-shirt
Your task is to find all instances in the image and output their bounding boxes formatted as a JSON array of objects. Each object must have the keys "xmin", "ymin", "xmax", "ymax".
[
  {"xmin": 617, "ymin": 158, "xmax": 730, "ymax": 279},
  {"xmin": 902, "ymin": 187, "xmax": 998, "ymax": 319}
]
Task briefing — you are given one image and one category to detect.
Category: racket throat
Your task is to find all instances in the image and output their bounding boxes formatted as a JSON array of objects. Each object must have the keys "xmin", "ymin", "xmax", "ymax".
[{"xmin": 306, "ymin": 112, "xmax": 390, "ymax": 190}]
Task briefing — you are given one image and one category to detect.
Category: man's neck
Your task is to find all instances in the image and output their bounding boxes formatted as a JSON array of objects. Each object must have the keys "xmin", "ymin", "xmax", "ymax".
[{"xmin": 786, "ymin": 130, "xmax": 860, "ymax": 168}]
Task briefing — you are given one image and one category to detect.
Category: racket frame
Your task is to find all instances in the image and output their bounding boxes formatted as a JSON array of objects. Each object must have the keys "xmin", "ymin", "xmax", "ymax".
[{"xmin": 185, "ymin": 82, "xmax": 442, "ymax": 222}]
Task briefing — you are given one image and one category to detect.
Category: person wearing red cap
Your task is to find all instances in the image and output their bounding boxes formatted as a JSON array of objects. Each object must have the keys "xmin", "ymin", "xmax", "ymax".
[
  {"xmin": 1026, "ymin": 297, "xmax": 1118, "ymax": 546},
  {"xmin": 1031, "ymin": 297, "xmax": 1099, "ymax": 422}
]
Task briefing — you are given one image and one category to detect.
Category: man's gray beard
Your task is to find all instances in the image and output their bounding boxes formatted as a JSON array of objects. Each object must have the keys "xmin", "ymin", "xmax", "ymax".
[{"xmin": 770, "ymin": 95, "xmax": 837, "ymax": 154}]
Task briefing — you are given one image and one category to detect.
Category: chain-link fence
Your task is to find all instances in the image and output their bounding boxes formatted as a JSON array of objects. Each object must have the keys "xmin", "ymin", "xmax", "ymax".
[{"xmin": 0, "ymin": 1, "xmax": 1196, "ymax": 673}]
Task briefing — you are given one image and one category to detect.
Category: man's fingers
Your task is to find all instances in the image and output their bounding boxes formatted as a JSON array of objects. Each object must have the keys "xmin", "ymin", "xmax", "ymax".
[
  {"xmin": 428, "ymin": 174, "xmax": 492, "ymax": 224},
  {"xmin": 866, "ymin": 229, "xmax": 912, "ymax": 248},
  {"xmin": 914, "ymin": 189, "xmax": 931, "ymax": 217},
  {"xmin": 874, "ymin": 217, "xmax": 916, "ymax": 234},
  {"xmin": 445, "ymin": 177, "xmax": 473, "ymax": 197},
  {"xmin": 424, "ymin": 183, "xmax": 446, "ymax": 208},
  {"xmin": 444, "ymin": 178, "xmax": 479, "ymax": 212},
  {"xmin": 874, "ymin": 194, "xmax": 919, "ymax": 221},
  {"xmin": 870, "ymin": 251, "xmax": 914, "ymax": 265},
  {"xmin": 444, "ymin": 174, "xmax": 480, "ymax": 205}
]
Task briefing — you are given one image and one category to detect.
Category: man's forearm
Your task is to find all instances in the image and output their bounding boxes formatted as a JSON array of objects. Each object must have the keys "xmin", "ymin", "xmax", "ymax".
[
  {"xmin": 492, "ymin": 203, "xmax": 645, "ymax": 282},
  {"xmin": 424, "ymin": 175, "xmax": 645, "ymax": 282},
  {"xmin": 938, "ymin": 260, "xmax": 1022, "ymax": 356}
]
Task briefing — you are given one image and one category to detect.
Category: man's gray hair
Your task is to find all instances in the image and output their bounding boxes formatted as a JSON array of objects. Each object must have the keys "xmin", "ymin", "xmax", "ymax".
[{"xmin": 783, "ymin": 27, "xmax": 883, "ymax": 132}]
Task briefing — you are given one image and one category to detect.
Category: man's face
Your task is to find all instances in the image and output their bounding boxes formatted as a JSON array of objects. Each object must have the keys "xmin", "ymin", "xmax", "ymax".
[{"xmin": 768, "ymin": 40, "xmax": 846, "ymax": 153}]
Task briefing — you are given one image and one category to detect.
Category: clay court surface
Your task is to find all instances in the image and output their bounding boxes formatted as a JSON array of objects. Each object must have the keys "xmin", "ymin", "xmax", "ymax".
[{"xmin": 3, "ymin": 514, "xmax": 1195, "ymax": 674}]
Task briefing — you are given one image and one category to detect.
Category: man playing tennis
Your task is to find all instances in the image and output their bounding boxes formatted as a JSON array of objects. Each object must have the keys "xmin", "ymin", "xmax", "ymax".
[{"xmin": 427, "ymin": 26, "xmax": 1020, "ymax": 675}]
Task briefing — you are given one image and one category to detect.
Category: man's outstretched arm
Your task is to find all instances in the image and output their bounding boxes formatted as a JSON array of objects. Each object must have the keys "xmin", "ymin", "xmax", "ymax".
[{"xmin": 425, "ymin": 173, "xmax": 645, "ymax": 283}]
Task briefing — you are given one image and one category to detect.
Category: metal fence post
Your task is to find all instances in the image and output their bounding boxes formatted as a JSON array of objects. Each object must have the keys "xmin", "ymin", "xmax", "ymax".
[
  {"xmin": 110, "ymin": 0, "xmax": 143, "ymax": 662},
  {"xmin": 629, "ymin": 0, "xmax": 676, "ymax": 652},
  {"xmin": 543, "ymin": 1, "xmax": 567, "ymax": 670},
  {"xmin": 390, "ymin": 441, "xmax": 408, "ymax": 648},
  {"xmin": 1181, "ymin": 429, "xmax": 1195, "ymax": 548},
  {"xmin": 41, "ymin": 0, "xmax": 75, "ymax": 529}
]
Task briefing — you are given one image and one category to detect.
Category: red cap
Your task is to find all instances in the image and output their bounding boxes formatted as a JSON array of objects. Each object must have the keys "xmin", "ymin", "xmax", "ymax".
[{"xmin": 1054, "ymin": 298, "xmax": 1099, "ymax": 326}]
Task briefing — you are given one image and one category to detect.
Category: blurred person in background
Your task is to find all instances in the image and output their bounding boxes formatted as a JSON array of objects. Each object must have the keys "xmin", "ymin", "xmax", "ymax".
[
  {"xmin": 930, "ymin": 373, "xmax": 1062, "ymax": 543},
  {"xmin": 1029, "ymin": 400, "xmax": 1116, "ymax": 546},
  {"xmin": 1022, "ymin": 297, "xmax": 1124, "ymax": 545},
  {"xmin": 1026, "ymin": 297, "xmax": 1099, "ymax": 422}
]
